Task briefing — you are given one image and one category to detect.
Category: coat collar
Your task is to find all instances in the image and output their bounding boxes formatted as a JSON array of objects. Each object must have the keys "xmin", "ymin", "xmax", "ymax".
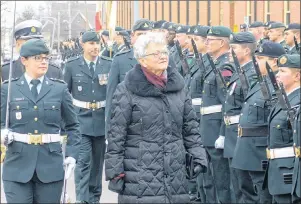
[{"xmin": 124, "ymin": 63, "xmax": 184, "ymax": 97}]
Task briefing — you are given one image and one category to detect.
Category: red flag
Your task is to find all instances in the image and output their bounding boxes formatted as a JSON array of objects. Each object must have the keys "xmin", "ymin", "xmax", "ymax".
[{"xmin": 95, "ymin": 2, "xmax": 102, "ymax": 31}]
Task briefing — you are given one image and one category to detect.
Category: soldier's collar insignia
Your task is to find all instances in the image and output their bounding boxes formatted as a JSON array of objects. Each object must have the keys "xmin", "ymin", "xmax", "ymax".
[
  {"xmin": 279, "ymin": 56, "xmax": 287, "ymax": 65},
  {"xmin": 143, "ymin": 23, "xmax": 149, "ymax": 28},
  {"xmin": 259, "ymin": 46, "xmax": 263, "ymax": 53},
  {"xmin": 31, "ymin": 26, "xmax": 36, "ymax": 33}
]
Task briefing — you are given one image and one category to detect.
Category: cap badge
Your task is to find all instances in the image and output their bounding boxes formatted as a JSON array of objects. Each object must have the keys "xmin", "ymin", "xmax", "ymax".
[
  {"xmin": 188, "ymin": 28, "xmax": 190, "ymax": 32},
  {"xmin": 259, "ymin": 46, "xmax": 263, "ymax": 53},
  {"xmin": 194, "ymin": 29, "xmax": 198, "ymax": 33},
  {"xmin": 269, "ymin": 24, "xmax": 272, "ymax": 28},
  {"xmin": 169, "ymin": 25, "xmax": 172, "ymax": 29},
  {"xmin": 229, "ymin": 34, "xmax": 233, "ymax": 41},
  {"xmin": 177, "ymin": 26, "xmax": 182, "ymax": 31},
  {"xmin": 143, "ymin": 23, "xmax": 149, "ymax": 28},
  {"xmin": 208, "ymin": 29, "xmax": 212, "ymax": 34},
  {"xmin": 31, "ymin": 27, "xmax": 36, "ymax": 33},
  {"xmin": 279, "ymin": 56, "xmax": 287, "ymax": 65}
]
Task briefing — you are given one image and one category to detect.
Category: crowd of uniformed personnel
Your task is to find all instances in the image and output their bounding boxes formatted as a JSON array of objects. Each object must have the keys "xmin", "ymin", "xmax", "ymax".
[{"xmin": 0, "ymin": 16, "xmax": 300, "ymax": 204}]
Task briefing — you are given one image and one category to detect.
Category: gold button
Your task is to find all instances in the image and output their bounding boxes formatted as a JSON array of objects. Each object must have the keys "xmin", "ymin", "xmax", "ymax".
[
  {"xmin": 202, "ymin": 90, "xmax": 205, "ymax": 93},
  {"xmin": 34, "ymin": 117, "xmax": 38, "ymax": 121},
  {"xmin": 34, "ymin": 130, "xmax": 38, "ymax": 134},
  {"xmin": 16, "ymin": 105, "xmax": 20, "ymax": 110},
  {"xmin": 34, "ymin": 106, "xmax": 38, "ymax": 110}
]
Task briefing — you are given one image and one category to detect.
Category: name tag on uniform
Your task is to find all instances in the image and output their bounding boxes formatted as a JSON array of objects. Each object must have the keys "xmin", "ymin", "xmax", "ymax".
[
  {"xmin": 229, "ymin": 82, "xmax": 236, "ymax": 96},
  {"xmin": 16, "ymin": 112, "xmax": 22, "ymax": 120},
  {"xmin": 78, "ymin": 86, "xmax": 82, "ymax": 91},
  {"xmin": 98, "ymin": 74, "xmax": 108, "ymax": 85}
]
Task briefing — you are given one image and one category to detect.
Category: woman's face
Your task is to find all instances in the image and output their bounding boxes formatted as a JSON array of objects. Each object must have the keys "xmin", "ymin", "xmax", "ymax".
[{"xmin": 139, "ymin": 43, "xmax": 169, "ymax": 74}]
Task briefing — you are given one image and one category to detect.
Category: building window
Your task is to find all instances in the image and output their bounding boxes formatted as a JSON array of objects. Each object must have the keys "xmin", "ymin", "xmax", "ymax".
[
  {"xmin": 142, "ymin": 0, "xmax": 144, "ymax": 18},
  {"xmin": 196, "ymin": 1, "xmax": 199, "ymax": 24},
  {"xmin": 186, "ymin": 0, "xmax": 189, "ymax": 25},
  {"xmin": 264, "ymin": 1, "xmax": 271, "ymax": 22},
  {"xmin": 284, "ymin": 1, "xmax": 290, "ymax": 25},
  {"xmin": 177, "ymin": 0, "xmax": 180, "ymax": 23},
  {"xmin": 148, "ymin": 0, "xmax": 151, "ymax": 20},
  {"xmin": 169, "ymin": 0, "xmax": 172, "ymax": 21},
  {"xmin": 155, "ymin": 1, "xmax": 157, "ymax": 21},
  {"xmin": 247, "ymin": 0, "xmax": 251, "ymax": 24}
]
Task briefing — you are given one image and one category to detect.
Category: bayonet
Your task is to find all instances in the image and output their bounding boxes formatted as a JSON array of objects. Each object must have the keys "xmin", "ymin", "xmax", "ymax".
[
  {"xmin": 175, "ymin": 40, "xmax": 189, "ymax": 76},
  {"xmin": 294, "ymin": 36, "xmax": 300, "ymax": 53},
  {"xmin": 206, "ymin": 53, "xmax": 227, "ymax": 88}
]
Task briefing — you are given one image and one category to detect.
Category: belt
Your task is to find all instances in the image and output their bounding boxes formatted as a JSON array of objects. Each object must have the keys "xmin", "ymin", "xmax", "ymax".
[
  {"xmin": 238, "ymin": 125, "xmax": 269, "ymax": 137},
  {"xmin": 73, "ymin": 99, "xmax": 106, "ymax": 109},
  {"xmin": 200, "ymin": 104, "xmax": 222, "ymax": 115},
  {"xmin": 266, "ymin": 146, "xmax": 295, "ymax": 159},
  {"xmin": 11, "ymin": 132, "xmax": 61, "ymax": 145},
  {"xmin": 294, "ymin": 143, "xmax": 301, "ymax": 158},
  {"xmin": 192, "ymin": 98, "xmax": 202, "ymax": 106},
  {"xmin": 224, "ymin": 115, "xmax": 240, "ymax": 126}
]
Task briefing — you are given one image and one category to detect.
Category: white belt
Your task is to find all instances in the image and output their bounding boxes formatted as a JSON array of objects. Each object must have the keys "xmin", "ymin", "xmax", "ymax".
[
  {"xmin": 200, "ymin": 104, "xmax": 222, "ymax": 115},
  {"xmin": 12, "ymin": 132, "xmax": 61, "ymax": 145},
  {"xmin": 224, "ymin": 115, "xmax": 240, "ymax": 125},
  {"xmin": 267, "ymin": 146, "xmax": 295, "ymax": 160},
  {"xmin": 73, "ymin": 99, "xmax": 106, "ymax": 109},
  {"xmin": 192, "ymin": 98, "xmax": 202, "ymax": 106}
]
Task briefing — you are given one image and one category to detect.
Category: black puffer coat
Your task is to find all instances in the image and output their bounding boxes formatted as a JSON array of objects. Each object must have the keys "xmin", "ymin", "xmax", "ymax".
[{"xmin": 105, "ymin": 63, "xmax": 207, "ymax": 203}]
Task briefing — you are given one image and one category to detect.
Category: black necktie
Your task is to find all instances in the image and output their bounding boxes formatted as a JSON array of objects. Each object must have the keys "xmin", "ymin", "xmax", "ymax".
[
  {"xmin": 30, "ymin": 79, "xmax": 40, "ymax": 99},
  {"xmin": 89, "ymin": 62, "xmax": 95, "ymax": 77}
]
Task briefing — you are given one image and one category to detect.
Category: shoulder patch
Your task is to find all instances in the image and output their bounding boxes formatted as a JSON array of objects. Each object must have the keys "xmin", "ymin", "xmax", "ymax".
[
  {"xmin": 114, "ymin": 49, "xmax": 131, "ymax": 57},
  {"xmin": 49, "ymin": 78, "xmax": 66, "ymax": 84},
  {"xmin": 100, "ymin": 55, "xmax": 113, "ymax": 61},
  {"xmin": 2, "ymin": 78, "xmax": 19, "ymax": 84}
]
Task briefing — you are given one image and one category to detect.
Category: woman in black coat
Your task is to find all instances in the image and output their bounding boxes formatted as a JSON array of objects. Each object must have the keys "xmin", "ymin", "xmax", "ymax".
[{"xmin": 105, "ymin": 32, "xmax": 208, "ymax": 203}]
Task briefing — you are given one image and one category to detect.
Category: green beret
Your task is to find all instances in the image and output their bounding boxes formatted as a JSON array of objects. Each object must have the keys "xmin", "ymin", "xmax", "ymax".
[
  {"xmin": 132, "ymin": 19, "xmax": 152, "ymax": 31},
  {"xmin": 249, "ymin": 21, "xmax": 264, "ymax": 28},
  {"xmin": 82, "ymin": 31, "xmax": 100, "ymax": 43},
  {"xmin": 176, "ymin": 25, "xmax": 189, "ymax": 34},
  {"xmin": 277, "ymin": 54, "xmax": 300, "ymax": 69},
  {"xmin": 207, "ymin": 26, "xmax": 232, "ymax": 38},
  {"xmin": 186, "ymin": 25, "xmax": 197, "ymax": 35},
  {"xmin": 194, "ymin": 25, "xmax": 210, "ymax": 37},
  {"xmin": 268, "ymin": 22, "xmax": 286, "ymax": 30},
  {"xmin": 285, "ymin": 23, "xmax": 301, "ymax": 31},
  {"xmin": 230, "ymin": 32, "xmax": 256, "ymax": 44},
  {"xmin": 20, "ymin": 38, "xmax": 49, "ymax": 57}
]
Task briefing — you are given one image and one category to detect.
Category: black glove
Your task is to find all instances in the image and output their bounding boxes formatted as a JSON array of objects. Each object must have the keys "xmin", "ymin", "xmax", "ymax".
[{"xmin": 192, "ymin": 164, "xmax": 207, "ymax": 179}]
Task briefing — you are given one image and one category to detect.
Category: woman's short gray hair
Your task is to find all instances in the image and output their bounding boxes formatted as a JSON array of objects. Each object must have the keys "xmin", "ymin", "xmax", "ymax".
[{"xmin": 133, "ymin": 32, "xmax": 167, "ymax": 59}]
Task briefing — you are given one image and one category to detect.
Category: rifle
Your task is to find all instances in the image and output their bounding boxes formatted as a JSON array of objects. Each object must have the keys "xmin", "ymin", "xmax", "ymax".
[
  {"xmin": 191, "ymin": 38, "xmax": 206, "ymax": 78},
  {"xmin": 175, "ymin": 40, "xmax": 189, "ymax": 76},
  {"xmin": 252, "ymin": 55, "xmax": 273, "ymax": 102},
  {"xmin": 101, "ymin": 35, "xmax": 109, "ymax": 50},
  {"xmin": 265, "ymin": 62, "xmax": 296, "ymax": 126},
  {"xmin": 206, "ymin": 53, "xmax": 227, "ymax": 88},
  {"xmin": 123, "ymin": 36, "xmax": 131, "ymax": 50},
  {"xmin": 231, "ymin": 49, "xmax": 249, "ymax": 98},
  {"xmin": 294, "ymin": 36, "xmax": 300, "ymax": 53}
]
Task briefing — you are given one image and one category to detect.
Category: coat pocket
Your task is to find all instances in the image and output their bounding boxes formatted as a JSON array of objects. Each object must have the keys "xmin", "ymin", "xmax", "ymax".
[
  {"xmin": 44, "ymin": 102, "xmax": 61, "ymax": 125},
  {"xmin": 10, "ymin": 101, "xmax": 29, "ymax": 125},
  {"xmin": 108, "ymin": 177, "xmax": 125, "ymax": 194}
]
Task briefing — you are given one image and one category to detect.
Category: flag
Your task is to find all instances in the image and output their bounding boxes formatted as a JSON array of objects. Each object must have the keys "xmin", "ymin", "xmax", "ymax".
[{"xmin": 95, "ymin": 1, "xmax": 103, "ymax": 32}]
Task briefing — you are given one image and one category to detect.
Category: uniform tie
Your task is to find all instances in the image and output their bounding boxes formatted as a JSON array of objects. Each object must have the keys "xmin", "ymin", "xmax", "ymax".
[
  {"xmin": 89, "ymin": 62, "xmax": 95, "ymax": 77},
  {"xmin": 30, "ymin": 79, "xmax": 40, "ymax": 99}
]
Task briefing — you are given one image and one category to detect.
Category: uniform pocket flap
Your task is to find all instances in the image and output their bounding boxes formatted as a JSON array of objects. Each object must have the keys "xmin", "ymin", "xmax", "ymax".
[
  {"xmin": 48, "ymin": 143, "xmax": 62, "ymax": 153},
  {"xmin": 72, "ymin": 77, "xmax": 88, "ymax": 83},
  {"xmin": 44, "ymin": 102, "xmax": 61, "ymax": 110},
  {"xmin": 276, "ymin": 159, "xmax": 294, "ymax": 169},
  {"xmin": 252, "ymin": 99, "xmax": 266, "ymax": 108},
  {"xmin": 10, "ymin": 101, "xmax": 29, "ymax": 110}
]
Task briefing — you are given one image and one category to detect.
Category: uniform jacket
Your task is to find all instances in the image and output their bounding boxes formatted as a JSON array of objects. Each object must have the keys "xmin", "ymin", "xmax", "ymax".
[
  {"xmin": 1, "ymin": 75, "xmax": 81, "ymax": 183},
  {"xmin": 223, "ymin": 61, "xmax": 257, "ymax": 158},
  {"xmin": 288, "ymin": 43, "xmax": 300, "ymax": 55},
  {"xmin": 105, "ymin": 63, "xmax": 207, "ymax": 203},
  {"xmin": 200, "ymin": 52, "xmax": 234, "ymax": 147},
  {"xmin": 232, "ymin": 79, "xmax": 273, "ymax": 171},
  {"xmin": 265, "ymin": 88, "xmax": 301, "ymax": 195},
  {"xmin": 1, "ymin": 57, "xmax": 63, "ymax": 81},
  {"xmin": 64, "ymin": 55, "xmax": 111, "ymax": 136}
]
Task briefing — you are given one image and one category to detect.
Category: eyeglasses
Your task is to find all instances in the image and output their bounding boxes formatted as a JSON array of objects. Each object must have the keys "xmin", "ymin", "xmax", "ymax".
[
  {"xmin": 143, "ymin": 50, "xmax": 169, "ymax": 58},
  {"xmin": 30, "ymin": 56, "xmax": 51, "ymax": 62}
]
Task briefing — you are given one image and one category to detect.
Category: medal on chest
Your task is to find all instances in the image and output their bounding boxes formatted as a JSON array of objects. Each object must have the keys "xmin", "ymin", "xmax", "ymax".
[
  {"xmin": 78, "ymin": 86, "xmax": 82, "ymax": 91},
  {"xmin": 16, "ymin": 112, "xmax": 22, "ymax": 120},
  {"xmin": 98, "ymin": 74, "xmax": 108, "ymax": 85}
]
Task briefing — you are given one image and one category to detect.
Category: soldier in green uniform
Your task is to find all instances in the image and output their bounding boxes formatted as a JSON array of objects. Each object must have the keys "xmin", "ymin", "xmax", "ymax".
[
  {"xmin": 63, "ymin": 31, "xmax": 112, "ymax": 203},
  {"xmin": 166, "ymin": 23, "xmax": 177, "ymax": 52},
  {"xmin": 264, "ymin": 54, "xmax": 300, "ymax": 203},
  {"xmin": 200, "ymin": 26, "xmax": 234, "ymax": 204},
  {"xmin": 152, "ymin": 20, "xmax": 167, "ymax": 32},
  {"xmin": 1, "ymin": 38, "xmax": 81, "ymax": 203},
  {"xmin": 1, "ymin": 19, "xmax": 63, "ymax": 81},
  {"xmin": 222, "ymin": 32, "xmax": 259, "ymax": 203},
  {"xmin": 284, "ymin": 23, "xmax": 300, "ymax": 54},
  {"xmin": 268, "ymin": 22, "xmax": 290, "ymax": 53},
  {"xmin": 248, "ymin": 21, "xmax": 265, "ymax": 49},
  {"xmin": 232, "ymin": 41, "xmax": 285, "ymax": 203},
  {"xmin": 105, "ymin": 19, "xmax": 152, "ymax": 137}
]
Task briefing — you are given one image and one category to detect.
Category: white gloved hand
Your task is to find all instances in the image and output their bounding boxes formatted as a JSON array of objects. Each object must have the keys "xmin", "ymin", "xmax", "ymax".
[
  {"xmin": 214, "ymin": 136, "xmax": 225, "ymax": 149},
  {"xmin": 1, "ymin": 129, "xmax": 13, "ymax": 145},
  {"xmin": 64, "ymin": 157, "xmax": 76, "ymax": 180}
]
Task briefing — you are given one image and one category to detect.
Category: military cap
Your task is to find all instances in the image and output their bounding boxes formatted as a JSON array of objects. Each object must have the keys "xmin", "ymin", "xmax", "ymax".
[
  {"xmin": 14, "ymin": 20, "xmax": 43, "ymax": 40},
  {"xmin": 264, "ymin": 21, "xmax": 276, "ymax": 27},
  {"xmin": 132, "ymin": 19, "xmax": 152, "ymax": 31},
  {"xmin": 249, "ymin": 21, "xmax": 264, "ymax": 28},
  {"xmin": 81, "ymin": 31, "xmax": 100, "ymax": 43},
  {"xmin": 126, "ymin": 29, "xmax": 132, "ymax": 35},
  {"xmin": 20, "ymin": 38, "xmax": 49, "ymax": 57},
  {"xmin": 161, "ymin": 21, "xmax": 170, "ymax": 30},
  {"xmin": 193, "ymin": 25, "xmax": 210, "ymax": 37},
  {"xmin": 277, "ymin": 54, "xmax": 300, "ymax": 68},
  {"xmin": 268, "ymin": 22, "xmax": 286, "ymax": 30},
  {"xmin": 101, "ymin": 30, "xmax": 109, "ymax": 37},
  {"xmin": 240, "ymin": 24, "xmax": 247, "ymax": 29},
  {"xmin": 207, "ymin": 26, "xmax": 232, "ymax": 38},
  {"xmin": 255, "ymin": 41, "xmax": 286, "ymax": 58},
  {"xmin": 186, "ymin": 26, "xmax": 197, "ymax": 35},
  {"xmin": 115, "ymin": 26, "xmax": 123, "ymax": 31},
  {"xmin": 167, "ymin": 23, "xmax": 177, "ymax": 31},
  {"xmin": 230, "ymin": 32, "xmax": 256, "ymax": 44},
  {"xmin": 152, "ymin": 20, "xmax": 167, "ymax": 29},
  {"xmin": 119, "ymin": 30, "xmax": 129, "ymax": 37},
  {"xmin": 285, "ymin": 23, "xmax": 301, "ymax": 31},
  {"xmin": 176, "ymin": 25, "xmax": 189, "ymax": 34}
]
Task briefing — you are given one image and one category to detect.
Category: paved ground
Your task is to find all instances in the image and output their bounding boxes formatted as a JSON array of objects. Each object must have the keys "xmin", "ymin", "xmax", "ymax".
[{"xmin": 1, "ymin": 164, "xmax": 118, "ymax": 203}]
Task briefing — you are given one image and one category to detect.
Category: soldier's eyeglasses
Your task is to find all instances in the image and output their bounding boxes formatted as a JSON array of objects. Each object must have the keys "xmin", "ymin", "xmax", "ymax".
[
  {"xmin": 31, "ymin": 56, "xmax": 51, "ymax": 62},
  {"xmin": 144, "ymin": 51, "xmax": 169, "ymax": 58}
]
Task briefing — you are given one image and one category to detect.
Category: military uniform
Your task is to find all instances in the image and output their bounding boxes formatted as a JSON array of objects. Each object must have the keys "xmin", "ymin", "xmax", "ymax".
[
  {"xmin": 268, "ymin": 22, "xmax": 290, "ymax": 53},
  {"xmin": 1, "ymin": 39, "xmax": 81, "ymax": 203},
  {"xmin": 200, "ymin": 26, "xmax": 235, "ymax": 204},
  {"xmin": 63, "ymin": 31, "xmax": 112, "ymax": 203},
  {"xmin": 285, "ymin": 23, "xmax": 301, "ymax": 55}
]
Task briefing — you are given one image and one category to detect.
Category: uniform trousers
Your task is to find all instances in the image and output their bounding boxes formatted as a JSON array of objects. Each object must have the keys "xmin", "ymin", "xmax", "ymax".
[
  {"xmin": 229, "ymin": 158, "xmax": 243, "ymax": 203},
  {"xmin": 75, "ymin": 135, "xmax": 106, "ymax": 203},
  {"xmin": 3, "ymin": 171, "xmax": 63, "ymax": 203},
  {"xmin": 273, "ymin": 194, "xmax": 292, "ymax": 204}
]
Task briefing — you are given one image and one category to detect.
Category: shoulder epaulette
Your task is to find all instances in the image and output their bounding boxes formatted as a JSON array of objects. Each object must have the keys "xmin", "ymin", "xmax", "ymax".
[
  {"xmin": 100, "ymin": 55, "xmax": 113, "ymax": 61},
  {"xmin": 49, "ymin": 78, "xmax": 66, "ymax": 84},
  {"xmin": 2, "ymin": 77, "xmax": 19, "ymax": 84},
  {"xmin": 114, "ymin": 49, "xmax": 131, "ymax": 57},
  {"xmin": 66, "ymin": 56, "xmax": 79, "ymax": 63},
  {"xmin": 49, "ymin": 62, "xmax": 60, "ymax": 69}
]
